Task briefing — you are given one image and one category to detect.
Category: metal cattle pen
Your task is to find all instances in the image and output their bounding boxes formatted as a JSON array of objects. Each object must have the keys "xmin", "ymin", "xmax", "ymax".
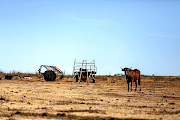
[{"xmin": 73, "ymin": 59, "xmax": 97, "ymax": 83}]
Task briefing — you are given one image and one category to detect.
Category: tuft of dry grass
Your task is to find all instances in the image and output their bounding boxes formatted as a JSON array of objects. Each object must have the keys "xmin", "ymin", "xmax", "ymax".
[{"xmin": 152, "ymin": 76, "xmax": 180, "ymax": 81}]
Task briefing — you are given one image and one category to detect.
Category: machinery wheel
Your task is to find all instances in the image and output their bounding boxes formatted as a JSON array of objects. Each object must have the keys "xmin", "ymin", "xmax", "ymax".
[
  {"xmin": 92, "ymin": 79, "xmax": 95, "ymax": 83},
  {"xmin": 75, "ymin": 75, "xmax": 79, "ymax": 82},
  {"xmin": 92, "ymin": 75, "xmax": 95, "ymax": 83},
  {"xmin": 44, "ymin": 71, "xmax": 56, "ymax": 81},
  {"xmin": 60, "ymin": 75, "xmax": 63, "ymax": 80}
]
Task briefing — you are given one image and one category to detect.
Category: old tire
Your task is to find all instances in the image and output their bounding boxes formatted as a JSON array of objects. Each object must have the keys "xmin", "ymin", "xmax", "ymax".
[{"xmin": 44, "ymin": 71, "xmax": 56, "ymax": 81}]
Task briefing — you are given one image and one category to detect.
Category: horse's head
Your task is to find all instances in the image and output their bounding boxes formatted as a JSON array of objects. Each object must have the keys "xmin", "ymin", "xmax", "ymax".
[{"xmin": 120, "ymin": 67, "xmax": 131, "ymax": 71}]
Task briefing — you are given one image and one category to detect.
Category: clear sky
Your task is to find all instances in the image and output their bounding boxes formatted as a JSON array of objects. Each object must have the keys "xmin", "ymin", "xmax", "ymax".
[{"xmin": 0, "ymin": 0, "xmax": 180, "ymax": 76}]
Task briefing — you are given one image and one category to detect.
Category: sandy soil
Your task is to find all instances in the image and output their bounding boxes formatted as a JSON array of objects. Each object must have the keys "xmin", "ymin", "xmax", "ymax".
[{"xmin": 0, "ymin": 76, "xmax": 180, "ymax": 120}]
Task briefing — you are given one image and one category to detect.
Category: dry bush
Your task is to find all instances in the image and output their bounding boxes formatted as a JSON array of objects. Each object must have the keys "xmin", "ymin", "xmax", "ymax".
[
  {"xmin": 96, "ymin": 76, "xmax": 108, "ymax": 81},
  {"xmin": 168, "ymin": 77, "xmax": 180, "ymax": 81},
  {"xmin": 153, "ymin": 76, "xmax": 180, "ymax": 81},
  {"xmin": 64, "ymin": 75, "xmax": 73, "ymax": 79},
  {"xmin": 0, "ymin": 70, "xmax": 5, "ymax": 79},
  {"xmin": 153, "ymin": 76, "xmax": 165, "ymax": 81},
  {"xmin": 1, "ymin": 70, "xmax": 41, "ymax": 79},
  {"xmin": 0, "ymin": 70, "xmax": 4, "ymax": 76},
  {"xmin": 113, "ymin": 76, "xmax": 122, "ymax": 80}
]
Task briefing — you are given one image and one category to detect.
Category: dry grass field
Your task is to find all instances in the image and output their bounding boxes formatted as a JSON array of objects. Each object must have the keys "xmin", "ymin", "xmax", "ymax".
[{"xmin": 0, "ymin": 75, "xmax": 180, "ymax": 120}]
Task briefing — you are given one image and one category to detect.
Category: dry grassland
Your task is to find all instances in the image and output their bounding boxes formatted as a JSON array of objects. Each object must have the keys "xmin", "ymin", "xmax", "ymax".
[{"xmin": 0, "ymin": 76, "xmax": 180, "ymax": 120}]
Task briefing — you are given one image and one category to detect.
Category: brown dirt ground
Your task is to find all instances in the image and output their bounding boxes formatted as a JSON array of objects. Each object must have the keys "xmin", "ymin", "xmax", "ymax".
[{"xmin": 0, "ymin": 76, "xmax": 180, "ymax": 120}]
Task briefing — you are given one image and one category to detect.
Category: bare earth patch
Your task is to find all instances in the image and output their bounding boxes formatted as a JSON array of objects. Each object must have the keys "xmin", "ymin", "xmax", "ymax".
[{"xmin": 0, "ymin": 76, "xmax": 180, "ymax": 120}]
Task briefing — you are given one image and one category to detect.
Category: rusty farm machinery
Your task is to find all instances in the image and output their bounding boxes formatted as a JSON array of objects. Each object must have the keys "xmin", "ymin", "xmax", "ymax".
[
  {"xmin": 4, "ymin": 74, "xmax": 22, "ymax": 80},
  {"xmin": 73, "ymin": 59, "xmax": 97, "ymax": 83},
  {"xmin": 38, "ymin": 65, "xmax": 64, "ymax": 81}
]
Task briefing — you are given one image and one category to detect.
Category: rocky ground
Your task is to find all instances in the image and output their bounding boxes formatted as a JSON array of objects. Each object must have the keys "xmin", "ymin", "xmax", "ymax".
[{"xmin": 0, "ymin": 76, "xmax": 180, "ymax": 120}]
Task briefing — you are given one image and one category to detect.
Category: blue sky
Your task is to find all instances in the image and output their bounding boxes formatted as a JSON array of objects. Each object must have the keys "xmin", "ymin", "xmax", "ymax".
[{"xmin": 0, "ymin": 0, "xmax": 180, "ymax": 76}]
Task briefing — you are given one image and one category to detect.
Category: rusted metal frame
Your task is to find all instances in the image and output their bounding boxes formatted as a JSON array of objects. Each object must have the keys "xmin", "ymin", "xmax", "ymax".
[
  {"xmin": 39, "ymin": 65, "xmax": 63, "ymax": 77},
  {"xmin": 50, "ymin": 66, "xmax": 63, "ymax": 75}
]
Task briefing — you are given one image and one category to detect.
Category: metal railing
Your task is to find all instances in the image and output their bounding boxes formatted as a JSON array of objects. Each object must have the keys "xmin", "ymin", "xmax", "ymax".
[{"xmin": 72, "ymin": 59, "xmax": 97, "ymax": 81}]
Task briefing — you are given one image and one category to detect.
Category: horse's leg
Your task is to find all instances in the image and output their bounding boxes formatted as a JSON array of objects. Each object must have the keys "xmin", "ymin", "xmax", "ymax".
[
  {"xmin": 130, "ymin": 80, "xmax": 132, "ymax": 91},
  {"xmin": 127, "ymin": 81, "xmax": 129, "ymax": 92},
  {"xmin": 135, "ymin": 80, "xmax": 137, "ymax": 91},
  {"xmin": 138, "ymin": 78, "xmax": 141, "ymax": 91}
]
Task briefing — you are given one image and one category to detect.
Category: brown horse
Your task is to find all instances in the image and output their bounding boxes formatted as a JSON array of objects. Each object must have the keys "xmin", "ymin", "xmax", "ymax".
[{"xmin": 121, "ymin": 67, "xmax": 141, "ymax": 92}]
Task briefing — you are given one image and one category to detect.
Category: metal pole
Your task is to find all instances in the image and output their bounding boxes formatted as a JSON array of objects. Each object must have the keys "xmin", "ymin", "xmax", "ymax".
[
  {"xmin": 86, "ymin": 59, "xmax": 89, "ymax": 84},
  {"xmin": 94, "ymin": 60, "xmax": 95, "ymax": 73}
]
